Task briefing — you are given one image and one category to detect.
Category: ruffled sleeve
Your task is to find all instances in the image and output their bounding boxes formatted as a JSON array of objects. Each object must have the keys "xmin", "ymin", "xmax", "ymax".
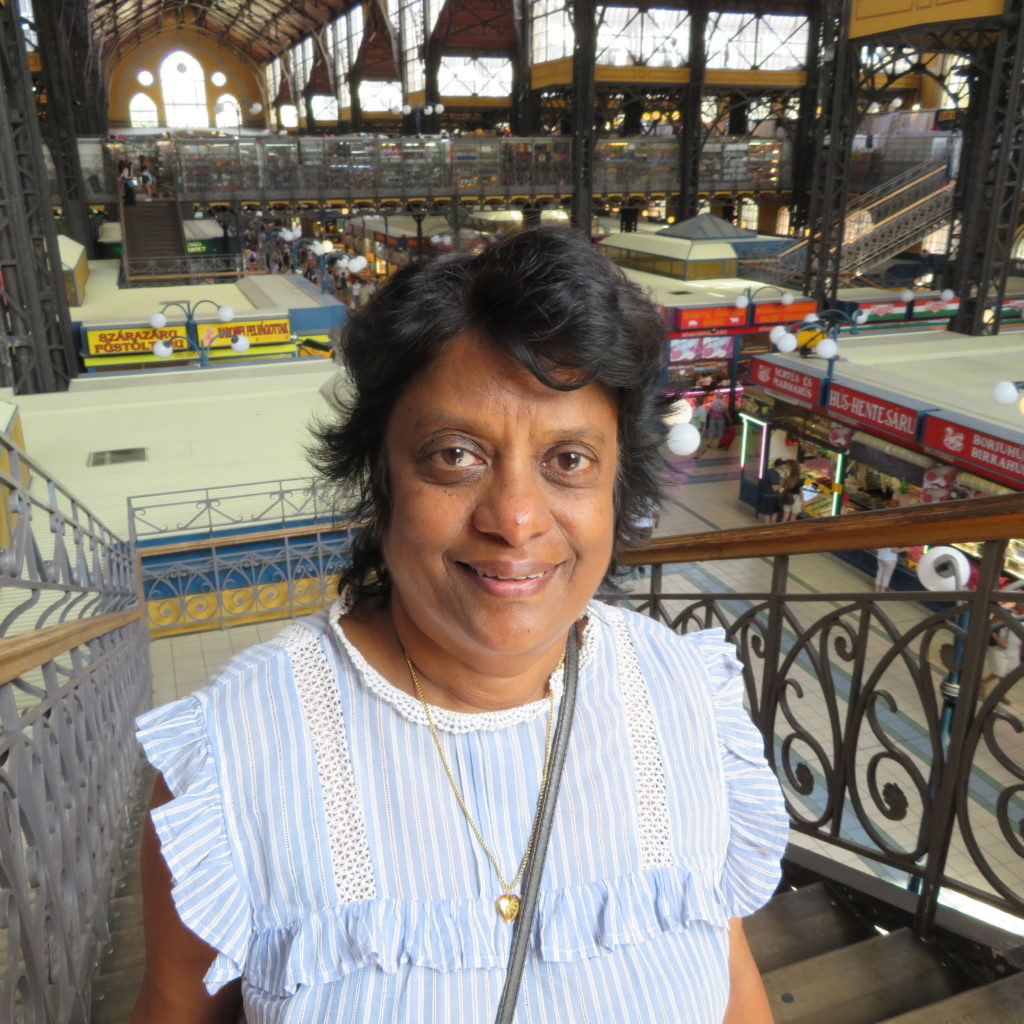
[
  {"xmin": 692, "ymin": 630, "xmax": 788, "ymax": 918},
  {"xmin": 136, "ymin": 695, "xmax": 253, "ymax": 994}
]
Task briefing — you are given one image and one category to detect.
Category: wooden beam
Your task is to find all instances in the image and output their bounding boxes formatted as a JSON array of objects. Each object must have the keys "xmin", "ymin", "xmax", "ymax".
[
  {"xmin": 620, "ymin": 493, "xmax": 1024, "ymax": 564},
  {"xmin": 0, "ymin": 608, "xmax": 143, "ymax": 687}
]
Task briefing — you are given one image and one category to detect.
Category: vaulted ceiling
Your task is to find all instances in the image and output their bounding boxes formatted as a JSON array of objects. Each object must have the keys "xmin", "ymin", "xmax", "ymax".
[
  {"xmin": 93, "ymin": 0, "xmax": 352, "ymax": 64},
  {"xmin": 91, "ymin": 0, "xmax": 817, "ymax": 70}
]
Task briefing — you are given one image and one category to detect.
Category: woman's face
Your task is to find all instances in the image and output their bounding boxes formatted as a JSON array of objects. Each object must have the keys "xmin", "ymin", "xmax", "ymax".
[{"xmin": 382, "ymin": 331, "xmax": 618, "ymax": 677}]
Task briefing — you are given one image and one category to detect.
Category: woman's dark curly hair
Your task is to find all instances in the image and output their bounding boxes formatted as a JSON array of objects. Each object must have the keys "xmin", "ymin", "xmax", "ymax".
[{"xmin": 308, "ymin": 224, "xmax": 669, "ymax": 603}]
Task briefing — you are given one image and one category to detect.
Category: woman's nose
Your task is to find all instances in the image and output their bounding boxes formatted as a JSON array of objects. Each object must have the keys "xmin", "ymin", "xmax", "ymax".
[{"xmin": 472, "ymin": 464, "xmax": 554, "ymax": 546}]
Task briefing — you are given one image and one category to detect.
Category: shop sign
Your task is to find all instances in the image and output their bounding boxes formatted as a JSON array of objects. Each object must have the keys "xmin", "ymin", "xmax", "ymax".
[
  {"xmin": 752, "ymin": 299, "xmax": 817, "ymax": 324},
  {"xmin": 922, "ymin": 416, "xmax": 1024, "ymax": 487},
  {"xmin": 751, "ymin": 357, "xmax": 823, "ymax": 404},
  {"xmin": 669, "ymin": 336, "xmax": 734, "ymax": 362},
  {"xmin": 910, "ymin": 297, "xmax": 958, "ymax": 319},
  {"xmin": 84, "ymin": 318, "xmax": 292, "ymax": 356},
  {"xmin": 827, "ymin": 384, "xmax": 918, "ymax": 441},
  {"xmin": 671, "ymin": 305, "xmax": 746, "ymax": 331}
]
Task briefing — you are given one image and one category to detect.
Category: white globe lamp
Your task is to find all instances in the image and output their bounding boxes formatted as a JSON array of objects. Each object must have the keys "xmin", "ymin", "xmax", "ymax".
[
  {"xmin": 149, "ymin": 311, "xmax": 167, "ymax": 329},
  {"xmin": 816, "ymin": 337, "xmax": 838, "ymax": 360},
  {"xmin": 218, "ymin": 305, "xmax": 234, "ymax": 322},
  {"xmin": 666, "ymin": 422, "xmax": 702, "ymax": 457},
  {"xmin": 774, "ymin": 331, "xmax": 798, "ymax": 353},
  {"xmin": 152, "ymin": 339, "xmax": 174, "ymax": 359},
  {"xmin": 230, "ymin": 334, "xmax": 250, "ymax": 354},
  {"xmin": 993, "ymin": 380, "xmax": 1020, "ymax": 405}
]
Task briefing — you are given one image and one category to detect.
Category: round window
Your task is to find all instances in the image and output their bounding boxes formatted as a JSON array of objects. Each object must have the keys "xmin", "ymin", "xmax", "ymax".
[
  {"xmin": 137, "ymin": 70, "xmax": 154, "ymax": 86},
  {"xmin": 211, "ymin": 71, "xmax": 227, "ymax": 87}
]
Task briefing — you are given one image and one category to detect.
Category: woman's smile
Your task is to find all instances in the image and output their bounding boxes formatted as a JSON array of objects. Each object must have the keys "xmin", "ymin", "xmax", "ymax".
[{"xmin": 454, "ymin": 557, "xmax": 562, "ymax": 598}]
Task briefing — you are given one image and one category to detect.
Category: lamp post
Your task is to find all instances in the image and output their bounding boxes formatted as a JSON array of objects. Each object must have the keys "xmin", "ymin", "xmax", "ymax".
[
  {"xmin": 265, "ymin": 225, "xmax": 302, "ymax": 273},
  {"xmin": 311, "ymin": 239, "xmax": 334, "ymax": 293},
  {"xmin": 402, "ymin": 102, "xmax": 445, "ymax": 135},
  {"xmin": 149, "ymin": 300, "xmax": 250, "ymax": 368},
  {"xmin": 732, "ymin": 285, "xmax": 794, "ymax": 414},
  {"xmin": 769, "ymin": 306, "xmax": 869, "ymax": 403}
]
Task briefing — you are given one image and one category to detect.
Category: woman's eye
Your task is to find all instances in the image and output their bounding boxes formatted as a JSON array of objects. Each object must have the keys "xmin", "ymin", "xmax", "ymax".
[
  {"xmin": 435, "ymin": 446, "xmax": 480, "ymax": 467},
  {"xmin": 550, "ymin": 451, "xmax": 590, "ymax": 473}
]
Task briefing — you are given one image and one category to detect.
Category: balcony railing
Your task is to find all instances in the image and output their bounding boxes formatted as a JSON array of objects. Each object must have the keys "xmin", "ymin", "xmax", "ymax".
[
  {"xmin": 0, "ymin": 426, "xmax": 148, "ymax": 1022},
  {"xmin": 613, "ymin": 493, "xmax": 1024, "ymax": 936}
]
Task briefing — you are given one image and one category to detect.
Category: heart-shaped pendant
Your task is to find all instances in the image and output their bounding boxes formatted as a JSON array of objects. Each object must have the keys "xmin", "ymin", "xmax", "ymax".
[{"xmin": 496, "ymin": 893, "xmax": 521, "ymax": 922}]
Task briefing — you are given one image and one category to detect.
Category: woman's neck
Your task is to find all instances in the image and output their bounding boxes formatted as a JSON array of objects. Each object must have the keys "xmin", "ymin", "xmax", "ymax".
[{"xmin": 342, "ymin": 600, "xmax": 572, "ymax": 713}]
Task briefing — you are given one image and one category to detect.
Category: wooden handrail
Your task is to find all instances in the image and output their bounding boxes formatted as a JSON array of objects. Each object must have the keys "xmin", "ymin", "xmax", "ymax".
[
  {"xmin": 136, "ymin": 496, "xmax": 1024, "ymax": 567},
  {"xmin": 621, "ymin": 493, "xmax": 1024, "ymax": 564},
  {"xmin": 0, "ymin": 608, "xmax": 142, "ymax": 687}
]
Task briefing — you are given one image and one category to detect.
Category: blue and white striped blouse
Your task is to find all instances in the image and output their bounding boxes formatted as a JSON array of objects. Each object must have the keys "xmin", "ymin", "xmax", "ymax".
[{"xmin": 136, "ymin": 599, "xmax": 788, "ymax": 1022}]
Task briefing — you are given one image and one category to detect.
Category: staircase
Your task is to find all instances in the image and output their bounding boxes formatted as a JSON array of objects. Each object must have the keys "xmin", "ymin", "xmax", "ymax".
[
  {"xmin": 747, "ymin": 848, "xmax": 1024, "ymax": 1023},
  {"xmin": 741, "ymin": 160, "xmax": 954, "ymax": 291},
  {"xmin": 121, "ymin": 199, "xmax": 190, "ymax": 285}
]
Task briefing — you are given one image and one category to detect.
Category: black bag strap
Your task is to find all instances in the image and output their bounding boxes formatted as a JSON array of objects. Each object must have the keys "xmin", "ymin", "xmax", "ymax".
[{"xmin": 493, "ymin": 623, "xmax": 580, "ymax": 1024}]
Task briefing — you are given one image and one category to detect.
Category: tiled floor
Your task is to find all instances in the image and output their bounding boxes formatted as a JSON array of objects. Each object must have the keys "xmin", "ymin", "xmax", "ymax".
[{"xmin": 9, "ymin": 365, "xmax": 1020, "ymax": 935}]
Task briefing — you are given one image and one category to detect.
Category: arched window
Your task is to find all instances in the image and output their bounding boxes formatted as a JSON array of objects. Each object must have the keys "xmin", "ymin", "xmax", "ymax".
[
  {"xmin": 214, "ymin": 94, "xmax": 241, "ymax": 129},
  {"xmin": 129, "ymin": 92, "xmax": 160, "ymax": 128},
  {"xmin": 160, "ymin": 50, "xmax": 209, "ymax": 128}
]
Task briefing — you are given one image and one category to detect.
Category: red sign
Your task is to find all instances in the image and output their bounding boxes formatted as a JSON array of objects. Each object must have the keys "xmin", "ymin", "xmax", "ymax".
[
  {"xmin": 922, "ymin": 416, "xmax": 1024, "ymax": 487},
  {"xmin": 752, "ymin": 299, "xmax": 817, "ymax": 325},
  {"xmin": 751, "ymin": 357, "xmax": 823, "ymax": 404},
  {"xmin": 671, "ymin": 305, "xmax": 746, "ymax": 330},
  {"xmin": 827, "ymin": 384, "xmax": 919, "ymax": 441}
]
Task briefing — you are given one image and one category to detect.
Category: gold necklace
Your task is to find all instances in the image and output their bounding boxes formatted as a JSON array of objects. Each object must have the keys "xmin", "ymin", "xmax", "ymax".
[{"xmin": 403, "ymin": 649, "xmax": 559, "ymax": 923}]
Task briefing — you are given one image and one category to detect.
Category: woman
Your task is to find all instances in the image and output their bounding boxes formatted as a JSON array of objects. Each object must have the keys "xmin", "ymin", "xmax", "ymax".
[
  {"xmin": 779, "ymin": 463, "xmax": 804, "ymax": 523},
  {"xmin": 756, "ymin": 458, "xmax": 785, "ymax": 524},
  {"xmin": 133, "ymin": 226, "xmax": 787, "ymax": 1023},
  {"xmin": 118, "ymin": 160, "xmax": 136, "ymax": 205},
  {"xmin": 874, "ymin": 546, "xmax": 906, "ymax": 592}
]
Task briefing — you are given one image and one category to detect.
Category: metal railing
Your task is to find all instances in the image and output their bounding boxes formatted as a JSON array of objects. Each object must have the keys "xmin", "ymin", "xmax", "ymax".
[
  {"xmin": 79, "ymin": 133, "xmax": 956, "ymax": 206},
  {"xmin": 0, "ymin": 426, "xmax": 148, "ymax": 1022},
  {"xmin": 128, "ymin": 476, "xmax": 330, "ymax": 544},
  {"xmin": 615, "ymin": 493, "xmax": 1024, "ymax": 936},
  {"xmin": 128, "ymin": 477, "xmax": 349, "ymax": 636},
  {"xmin": 122, "ymin": 253, "xmax": 246, "ymax": 285}
]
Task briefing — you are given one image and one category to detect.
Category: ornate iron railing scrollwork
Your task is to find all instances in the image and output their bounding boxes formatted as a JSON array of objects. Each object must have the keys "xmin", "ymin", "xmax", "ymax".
[
  {"xmin": 0, "ymin": 425, "xmax": 147, "ymax": 1021},
  {"xmin": 614, "ymin": 495, "xmax": 1024, "ymax": 935}
]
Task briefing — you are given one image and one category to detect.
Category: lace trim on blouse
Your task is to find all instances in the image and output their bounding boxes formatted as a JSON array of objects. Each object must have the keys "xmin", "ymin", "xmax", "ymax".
[
  {"xmin": 326, "ymin": 598, "xmax": 596, "ymax": 734},
  {"xmin": 607, "ymin": 607, "xmax": 675, "ymax": 869},
  {"xmin": 277, "ymin": 620, "xmax": 377, "ymax": 902}
]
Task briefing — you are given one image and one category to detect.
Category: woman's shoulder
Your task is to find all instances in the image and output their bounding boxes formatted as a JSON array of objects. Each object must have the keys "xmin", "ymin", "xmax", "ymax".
[{"xmin": 589, "ymin": 600, "xmax": 738, "ymax": 692}]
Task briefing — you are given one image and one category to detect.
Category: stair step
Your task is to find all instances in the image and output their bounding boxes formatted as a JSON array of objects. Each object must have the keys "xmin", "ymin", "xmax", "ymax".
[
  {"xmin": 746, "ymin": 882, "xmax": 875, "ymax": 973},
  {"xmin": 762, "ymin": 928, "xmax": 967, "ymax": 1024},
  {"xmin": 877, "ymin": 971, "xmax": 1024, "ymax": 1023}
]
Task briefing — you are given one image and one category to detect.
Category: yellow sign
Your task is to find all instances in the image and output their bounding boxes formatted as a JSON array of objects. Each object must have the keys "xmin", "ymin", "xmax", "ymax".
[
  {"xmin": 850, "ymin": 0, "xmax": 1004, "ymax": 39},
  {"xmin": 85, "ymin": 318, "xmax": 292, "ymax": 356}
]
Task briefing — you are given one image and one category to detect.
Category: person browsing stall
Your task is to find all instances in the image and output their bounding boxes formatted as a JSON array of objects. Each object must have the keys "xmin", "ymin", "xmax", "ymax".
[{"xmin": 131, "ymin": 226, "xmax": 788, "ymax": 1024}]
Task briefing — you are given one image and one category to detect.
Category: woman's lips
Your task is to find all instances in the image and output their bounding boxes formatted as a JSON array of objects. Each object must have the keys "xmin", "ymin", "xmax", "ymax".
[{"xmin": 457, "ymin": 560, "xmax": 559, "ymax": 597}]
